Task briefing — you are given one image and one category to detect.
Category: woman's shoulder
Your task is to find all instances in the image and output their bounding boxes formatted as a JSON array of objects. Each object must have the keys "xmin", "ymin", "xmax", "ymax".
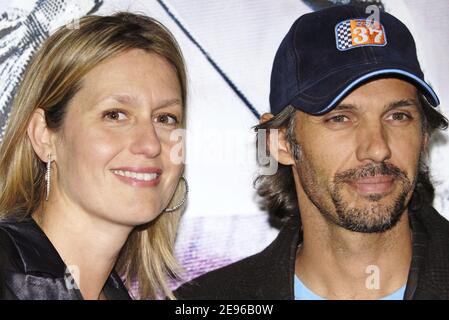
[
  {"xmin": 0, "ymin": 218, "xmax": 22, "ymax": 248},
  {"xmin": 0, "ymin": 216, "xmax": 68, "ymax": 276},
  {"xmin": 0, "ymin": 221, "xmax": 21, "ymax": 299},
  {"xmin": 0, "ymin": 216, "xmax": 36, "ymax": 248},
  {"xmin": 0, "ymin": 218, "xmax": 31, "ymax": 272},
  {"xmin": 0, "ymin": 219, "xmax": 28, "ymax": 298},
  {"xmin": 0, "ymin": 217, "xmax": 75, "ymax": 299}
]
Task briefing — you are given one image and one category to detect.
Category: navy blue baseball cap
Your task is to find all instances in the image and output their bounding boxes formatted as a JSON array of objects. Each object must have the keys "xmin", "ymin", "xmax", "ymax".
[{"xmin": 270, "ymin": 5, "xmax": 440, "ymax": 115}]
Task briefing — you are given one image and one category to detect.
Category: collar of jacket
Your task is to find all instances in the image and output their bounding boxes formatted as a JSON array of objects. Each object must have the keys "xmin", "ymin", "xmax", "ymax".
[
  {"xmin": 261, "ymin": 204, "xmax": 449, "ymax": 300},
  {"xmin": 1, "ymin": 218, "xmax": 66, "ymax": 275},
  {"xmin": 0, "ymin": 217, "xmax": 131, "ymax": 300}
]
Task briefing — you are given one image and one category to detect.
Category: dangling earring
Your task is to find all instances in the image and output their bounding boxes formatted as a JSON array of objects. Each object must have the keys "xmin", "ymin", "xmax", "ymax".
[
  {"xmin": 164, "ymin": 176, "xmax": 189, "ymax": 212},
  {"xmin": 45, "ymin": 153, "xmax": 51, "ymax": 201}
]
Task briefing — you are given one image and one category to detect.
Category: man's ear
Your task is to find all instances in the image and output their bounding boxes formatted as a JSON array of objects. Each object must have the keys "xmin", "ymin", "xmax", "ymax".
[
  {"xmin": 259, "ymin": 112, "xmax": 296, "ymax": 166},
  {"xmin": 424, "ymin": 131, "xmax": 429, "ymax": 150},
  {"xmin": 421, "ymin": 131, "xmax": 430, "ymax": 158},
  {"xmin": 27, "ymin": 108, "xmax": 55, "ymax": 162}
]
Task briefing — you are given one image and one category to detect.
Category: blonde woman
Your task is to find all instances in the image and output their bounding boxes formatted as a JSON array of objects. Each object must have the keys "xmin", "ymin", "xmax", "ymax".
[{"xmin": 0, "ymin": 12, "xmax": 188, "ymax": 300}]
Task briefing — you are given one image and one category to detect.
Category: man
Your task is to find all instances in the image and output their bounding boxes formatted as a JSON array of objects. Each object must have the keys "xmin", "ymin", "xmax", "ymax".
[{"xmin": 175, "ymin": 5, "xmax": 449, "ymax": 299}]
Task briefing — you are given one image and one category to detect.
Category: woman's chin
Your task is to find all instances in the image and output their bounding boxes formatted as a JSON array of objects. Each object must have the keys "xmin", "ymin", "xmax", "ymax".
[{"xmin": 105, "ymin": 207, "xmax": 164, "ymax": 228}]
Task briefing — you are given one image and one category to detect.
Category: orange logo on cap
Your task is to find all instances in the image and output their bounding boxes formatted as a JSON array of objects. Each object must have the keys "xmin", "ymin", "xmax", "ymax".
[{"xmin": 336, "ymin": 19, "xmax": 387, "ymax": 51}]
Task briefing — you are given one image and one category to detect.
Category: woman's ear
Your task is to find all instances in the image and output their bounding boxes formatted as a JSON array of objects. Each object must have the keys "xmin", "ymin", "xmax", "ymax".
[
  {"xmin": 27, "ymin": 108, "xmax": 54, "ymax": 162},
  {"xmin": 259, "ymin": 112, "xmax": 295, "ymax": 166}
]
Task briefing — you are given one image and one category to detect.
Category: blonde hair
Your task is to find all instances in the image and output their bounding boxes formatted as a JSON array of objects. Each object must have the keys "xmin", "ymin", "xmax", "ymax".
[{"xmin": 0, "ymin": 12, "xmax": 187, "ymax": 299}]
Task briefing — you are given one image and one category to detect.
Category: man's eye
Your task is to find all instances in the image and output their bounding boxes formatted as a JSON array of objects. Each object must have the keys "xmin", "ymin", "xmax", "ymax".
[
  {"xmin": 154, "ymin": 114, "xmax": 179, "ymax": 125},
  {"xmin": 388, "ymin": 112, "xmax": 411, "ymax": 121},
  {"xmin": 328, "ymin": 115, "xmax": 349, "ymax": 123},
  {"xmin": 103, "ymin": 110, "xmax": 127, "ymax": 121}
]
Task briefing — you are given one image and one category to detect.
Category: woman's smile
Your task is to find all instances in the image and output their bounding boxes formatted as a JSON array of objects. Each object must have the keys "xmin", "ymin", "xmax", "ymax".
[{"xmin": 111, "ymin": 167, "xmax": 162, "ymax": 187}]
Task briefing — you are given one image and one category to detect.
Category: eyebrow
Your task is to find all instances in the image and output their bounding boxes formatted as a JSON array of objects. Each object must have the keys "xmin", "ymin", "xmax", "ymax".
[
  {"xmin": 333, "ymin": 103, "xmax": 357, "ymax": 111},
  {"xmin": 96, "ymin": 95, "xmax": 182, "ymax": 109},
  {"xmin": 97, "ymin": 94, "xmax": 135, "ymax": 105},
  {"xmin": 384, "ymin": 98, "xmax": 419, "ymax": 112},
  {"xmin": 157, "ymin": 98, "xmax": 183, "ymax": 109},
  {"xmin": 333, "ymin": 98, "xmax": 419, "ymax": 113}
]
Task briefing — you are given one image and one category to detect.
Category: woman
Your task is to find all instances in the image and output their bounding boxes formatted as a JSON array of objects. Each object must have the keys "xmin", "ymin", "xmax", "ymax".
[{"xmin": 0, "ymin": 12, "xmax": 188, "ymax": 300}]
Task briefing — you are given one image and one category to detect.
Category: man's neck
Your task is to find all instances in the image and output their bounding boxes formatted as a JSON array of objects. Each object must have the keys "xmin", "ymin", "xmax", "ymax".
[{"xmin": 295, "ymin": 198, "xmax": 412, "ymax": 300}]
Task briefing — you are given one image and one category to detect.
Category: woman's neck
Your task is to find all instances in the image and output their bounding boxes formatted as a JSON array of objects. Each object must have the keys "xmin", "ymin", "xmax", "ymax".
[{"xmin": 32, "ymin": 196, "xmax": 132, "ymax": 300}]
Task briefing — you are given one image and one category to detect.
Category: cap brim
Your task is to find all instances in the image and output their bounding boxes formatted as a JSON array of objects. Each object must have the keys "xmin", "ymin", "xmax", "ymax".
[{"xmin": 291, "ymin": 65, "xmax": 440, "ymax": 115}]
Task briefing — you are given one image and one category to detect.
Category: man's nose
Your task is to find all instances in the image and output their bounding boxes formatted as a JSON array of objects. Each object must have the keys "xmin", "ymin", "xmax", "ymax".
[
  {"xmin": 129, "ymin": 122, "xmax": 162, "ymax": 158},
  {"xmin": 355, "ymin": 121, "xmax": 392, "ymax": 163}
]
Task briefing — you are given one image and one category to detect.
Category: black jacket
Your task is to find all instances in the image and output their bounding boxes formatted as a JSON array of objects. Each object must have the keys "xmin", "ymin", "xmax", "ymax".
[
  {"xmin": 175, "ymin": 205, "xmax": 449, "ymax": 299},
  {"xmin": 0, "ymin": 217, "xmax": 132, "ymax": 300}
]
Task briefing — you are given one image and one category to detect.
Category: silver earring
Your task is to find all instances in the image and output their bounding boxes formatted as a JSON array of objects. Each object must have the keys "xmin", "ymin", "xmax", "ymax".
[
  {"xmin": 45, "ymin": 154, "xmax": 51, "ymax": 201},
  {"xmin": 164, "ymin": 176, "xmax": 189, "ymax": 212}
]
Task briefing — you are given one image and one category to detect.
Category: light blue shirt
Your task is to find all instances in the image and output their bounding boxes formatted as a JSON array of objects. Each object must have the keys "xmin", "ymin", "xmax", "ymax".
[{"xmin": 294, "ymin": 275, "xmax": 406, "ymax": 300}]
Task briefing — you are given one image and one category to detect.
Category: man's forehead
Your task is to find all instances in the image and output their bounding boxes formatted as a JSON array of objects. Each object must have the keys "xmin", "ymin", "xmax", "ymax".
[
  {"xmin": 333, "ymin": 98, "xmax": 420, "ymax": 112},
  {"xmin": 343, "ymin": 78, "xmax": 417, "ymax": 97},
  {"xmin": 333, "ymin": 78, "xmax": 419, "ymax": 110}
]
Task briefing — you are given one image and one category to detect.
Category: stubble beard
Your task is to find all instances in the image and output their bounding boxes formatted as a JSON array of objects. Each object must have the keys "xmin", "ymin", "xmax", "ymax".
[{"xmin": 293, "ymin": 143, "xmax": 417, "ymax": 234}]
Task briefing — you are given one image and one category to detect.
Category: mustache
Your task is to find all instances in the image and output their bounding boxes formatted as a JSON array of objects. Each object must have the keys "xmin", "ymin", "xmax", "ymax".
[{"xmin": 334, "ymin": 162, "xmax": 408, "ymax": 183}]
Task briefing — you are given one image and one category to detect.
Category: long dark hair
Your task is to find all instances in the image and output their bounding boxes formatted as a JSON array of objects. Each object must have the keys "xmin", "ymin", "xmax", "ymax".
[{"xmin": 255, "ymin": 94, "xmax": 448, "ymax": 228}]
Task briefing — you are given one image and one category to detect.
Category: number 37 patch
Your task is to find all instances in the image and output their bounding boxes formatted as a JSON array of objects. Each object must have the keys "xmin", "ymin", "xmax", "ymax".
[{"xmin": 335, "ymin": 19, "xmax": 387, "ymax": 51}]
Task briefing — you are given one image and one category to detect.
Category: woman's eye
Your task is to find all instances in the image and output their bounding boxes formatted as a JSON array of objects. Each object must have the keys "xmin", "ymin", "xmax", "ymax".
[
  {"xmin": 103, "ymin": 110, "xmax": 127, "ymax": 121},
  {"xmin": 154, "ymin": 114, "xmax": 179, "ymax": 125},
  {"xmin": 388, "ymin": 112, "xmax": 411, "ymax": 121}
]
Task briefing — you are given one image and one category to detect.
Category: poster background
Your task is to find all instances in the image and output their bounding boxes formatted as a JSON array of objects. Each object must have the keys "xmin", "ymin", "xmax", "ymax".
[{"xmin": 0, "ymin": 0, "xmax": 448, "ymax": 293}]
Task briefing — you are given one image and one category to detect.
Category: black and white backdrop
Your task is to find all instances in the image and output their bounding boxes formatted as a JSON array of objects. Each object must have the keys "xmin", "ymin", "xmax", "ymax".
[{"xmin": 1, "ymin": 0, "xmax": 448, "ymax": 291}]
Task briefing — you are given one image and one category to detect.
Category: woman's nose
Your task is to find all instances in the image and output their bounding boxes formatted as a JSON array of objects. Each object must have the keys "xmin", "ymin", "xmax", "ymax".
[
  {"xmin": 355, "ymin": 122, "xmax": 392, "ymax": 164},
  {"xmin": 129, "ymin": 123, "xmax": 162, "ymax": 158}
]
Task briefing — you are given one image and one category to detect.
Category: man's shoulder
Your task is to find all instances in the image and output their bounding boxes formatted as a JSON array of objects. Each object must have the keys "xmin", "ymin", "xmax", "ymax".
[
  {"xmin": 411, "ymin": 205, "xmax": 449, "ymax": 299},
  {"xmin": 175, "ymin": 216, "xmax": 301, "ymax": 300},
  {"xmin": 174, "ymin": 250, "xmax": 269, "ymax": 300},
  {"xmin": 417, "ymin": 205, "xmax": 449, "ymax": 239}
]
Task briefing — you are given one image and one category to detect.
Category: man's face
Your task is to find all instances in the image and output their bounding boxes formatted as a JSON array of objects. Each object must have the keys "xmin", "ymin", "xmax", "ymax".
[{"xmin": 292, "ymin": 78, "xmax": 426, "ymax": 233}]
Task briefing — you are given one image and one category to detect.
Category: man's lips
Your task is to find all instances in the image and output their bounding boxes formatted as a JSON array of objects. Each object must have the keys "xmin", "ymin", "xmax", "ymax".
[{"xmin": 348, "ymin": 175, "xmax": 395, "ymax": 194}]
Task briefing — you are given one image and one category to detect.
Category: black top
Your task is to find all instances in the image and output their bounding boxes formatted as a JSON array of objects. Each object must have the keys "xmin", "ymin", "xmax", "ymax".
[
  {"xmin": 175, "ymin": 205, "xmax": 449, "ymax": 300},
  {"xmin": 0, "ymin": 217, "xmax": 132, "ymax": 300}
]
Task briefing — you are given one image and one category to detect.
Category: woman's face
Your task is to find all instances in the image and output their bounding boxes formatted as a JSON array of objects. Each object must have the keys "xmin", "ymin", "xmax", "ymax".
[{"xmin": 52, "ymin": 49, "xmax": 184, "ymax": 227}]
